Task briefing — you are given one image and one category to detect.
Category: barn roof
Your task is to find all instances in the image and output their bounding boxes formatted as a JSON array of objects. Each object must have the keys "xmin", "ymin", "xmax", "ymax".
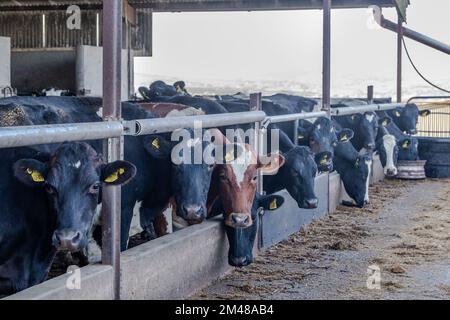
[{"xmin": 0, "ymin": 0, "xmax": 402, "ymax": 12}]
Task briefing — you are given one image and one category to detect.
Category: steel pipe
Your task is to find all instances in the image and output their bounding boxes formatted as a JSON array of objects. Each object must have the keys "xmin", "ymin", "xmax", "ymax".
[
  {"xmin": 322, "ymin": 0, "xmax": 331, "ymax": 115},
  {"xmin": 0, "ymin": 121, "xmax": 123, "ymax": 149},
  {"xmin": 125, "ymin": 111, "xmax": 267, "ymax": 136},
  {"xmin": 332, "ymin": 103, "xmax": 405, "ymax": 116},
  {"xmin": 266, "ymin": 111, "xmax": 328, "ymax": 124}
]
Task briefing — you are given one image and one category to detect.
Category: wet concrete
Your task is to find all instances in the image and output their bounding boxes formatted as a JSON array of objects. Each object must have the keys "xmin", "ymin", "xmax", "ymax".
[{"xmin": 191, "ymin": 178, "xmax": 450, "ymax": 300}]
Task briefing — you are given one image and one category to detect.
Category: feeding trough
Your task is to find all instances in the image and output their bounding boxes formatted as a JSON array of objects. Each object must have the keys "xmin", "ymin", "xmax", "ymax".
[{"xmin": 396, "ymin": 160, "xmax": 427, "ymax": 180}]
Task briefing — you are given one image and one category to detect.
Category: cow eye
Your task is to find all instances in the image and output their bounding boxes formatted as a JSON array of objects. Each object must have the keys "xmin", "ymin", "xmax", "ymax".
[
  {"xmin": 219, "ymin": 173, "xmax": 229, "ymax": 182},
  {"xmin": 89, "ymin": 183, "xmax": 101, "ymax": 194},
  {"xmin": 45, "ymin": 185, "xmax": 57, "ymax": 196},
  {"xmin": 251, "ymin": 175, "xmax": 258, "ymax": 182}
]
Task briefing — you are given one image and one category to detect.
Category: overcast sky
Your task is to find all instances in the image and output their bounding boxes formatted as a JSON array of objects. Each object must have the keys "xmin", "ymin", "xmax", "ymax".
[{"xmin": 135, "ymin": 0, "xmax": 450, "ymax": 97}]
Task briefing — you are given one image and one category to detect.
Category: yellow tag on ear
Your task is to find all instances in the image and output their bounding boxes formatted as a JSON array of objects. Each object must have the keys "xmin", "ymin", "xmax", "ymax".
[
  {"xmin": 176, "ymin": 86, "xmax": 183, "ymax": 93},
  {"xmin": 402, "ymin": 141, "xmax": 410, "ymax": 149},
  {"xmin": 351, "ymin": 115, "xmax": 356, "ymax": 120},
  {"xmin": 225, "ymin": 151, "xmax": 234, "ymax": 163},
  {"xmin": 382, "ymin": 120, "xmax": 389, "ymax": 126},
  {"xmin": 26, "ymin": 168, "xmax": 45, "ymax": 182},
  {"xmin": 104, "ymin": 168, "xmax": 125, "ymax": 183},
  {"xmin": 340, "ymin": 134, "xmax": 348, "ymax": 142},
  {"xmin": 269, "ymin": 198, "xmax": 277, "ymax": 210},
  {"xmin": 395, "ymin": 111, "xmax": 401, "ymax": 117},
  {"xmin": 298, "ymin": 135, "xmax": 304, "ymax": 140},
  {"xmin": 152, "ymin": 138, "xmax": 160, "ymax": 150}
]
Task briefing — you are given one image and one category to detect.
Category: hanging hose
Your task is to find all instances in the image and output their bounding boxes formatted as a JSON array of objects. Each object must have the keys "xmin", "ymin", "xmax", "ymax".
[{"xmin": 402, "ymin": 37, "xmax": 450, "ymax": 94}]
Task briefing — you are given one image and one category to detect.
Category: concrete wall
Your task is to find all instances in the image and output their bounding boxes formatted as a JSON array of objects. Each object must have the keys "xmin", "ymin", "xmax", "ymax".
[
  {"xmin": 0, "ymin": 37, "xmax": 10, "ymax": 89},
  {"xmin": 11, "ymin": 49, "xmax": 76, "ymax": 93},
  {"xmin": 76, "ymin": 45, "xmax": 129, "ymax": 101},
  {"xmin": 5, "ymin": 265, "xmax": 113, "ymax": 300}
]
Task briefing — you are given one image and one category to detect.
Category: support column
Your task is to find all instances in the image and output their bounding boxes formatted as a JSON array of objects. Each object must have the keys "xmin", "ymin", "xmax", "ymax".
[{"xmin": 322, "ymin": 0, "xmax": 331, "ymax": 116}]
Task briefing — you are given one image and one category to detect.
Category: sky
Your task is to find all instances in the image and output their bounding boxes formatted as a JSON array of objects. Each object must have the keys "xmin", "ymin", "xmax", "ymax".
[{"xmin": 135, "ymin": 0, "xmax": 450, "ymax": 98}]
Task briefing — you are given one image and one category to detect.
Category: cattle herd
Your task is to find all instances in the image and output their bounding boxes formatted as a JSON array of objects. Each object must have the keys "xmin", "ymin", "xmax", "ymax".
[{"xmin": 0, "ymin": 81, "xmax": 430, "ymax": 297}]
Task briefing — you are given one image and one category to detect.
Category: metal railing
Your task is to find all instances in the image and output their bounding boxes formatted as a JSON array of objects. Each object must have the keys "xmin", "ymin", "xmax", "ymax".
[{"xmin": 408, "ymin": 96, "xmax": 450, "ymax": 138}]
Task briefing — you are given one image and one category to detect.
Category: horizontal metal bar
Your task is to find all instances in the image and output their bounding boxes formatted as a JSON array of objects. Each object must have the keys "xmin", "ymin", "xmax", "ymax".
[
  {"xmin": 380, "ymin": 16, "xmax": 450, "ymax": 55},
  {"xmin": 407, "ymin": 96, "xmax": 450, "ymax": 104},
  {"xmin": 0, "ymin": 121, "xmax": 123, "ymax": 149},
  {"xmin": 331, "ymin": 103, "xmax": 405, "ymax": 116},
  {"xmin": 266, "ymin": 111, "xmax": 328, "ymax": 124},
  {"xmin": 125, "ymin": 111, "xmax": 267, "ymax": 136}
]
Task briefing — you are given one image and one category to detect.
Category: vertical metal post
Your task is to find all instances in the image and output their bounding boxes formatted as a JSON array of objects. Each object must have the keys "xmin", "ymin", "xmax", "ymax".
[
  {"xmin": 322, "ymin": 0, "xmax": 331, "ymax": 117},
  {"xmin": 250, "ymin": 93, "xmax": 264, "ymax": 249},
  {"xmin": 397, "ymin": 15, "xmax": 403, "ymax": 103},
  {"xmin": 367, "ymin": 85, "xmax": 374, "ymax": 104},
  {"xmin": 102, "ymin": 0, "xmax": 123, "ymax": 301}
]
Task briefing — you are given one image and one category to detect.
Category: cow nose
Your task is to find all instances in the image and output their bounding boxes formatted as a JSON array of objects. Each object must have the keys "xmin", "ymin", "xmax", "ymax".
[
  {"xmin": 409, "ymin": 129, "xmax": 417, "ymax": 135},
  {"xmin": 230, "ymin": 213, "xmax": 251, "ymax": 228},
  {"xmin": 305, "ymin": 198, "xmax": 318, "ymax": 209},
  {"xmin": 367, "ymin": 143, "xmax": 376, "ymax": 149},
  {"xmin": 182, "ymin": 204, "xmax": 204, "ymax": 223},
  {"xmin": 385, "ymin": 168, "xmax": 398, "ymax": 177},
  {"xmin": 229, "ymin": 256, "xmax": 251, "ymax": 267},
  {"xmin": 52, "ymin": 230, "xmax": 82, "ymax": 251}
]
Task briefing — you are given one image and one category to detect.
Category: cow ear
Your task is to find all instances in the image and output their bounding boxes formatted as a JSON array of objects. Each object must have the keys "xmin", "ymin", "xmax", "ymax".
[
  {"xmin": 420, "ymin": 109, "xmax": 431, "ymax": 117},
  {"xmin": 399, "ymin": 139, "xmax": 411, "ymax": 149},
  {"xmin": 258, "ymin": 153, "xmax": 285, "ymax": 175},
  {"xmin": 13, "ymin": 159, "xmax": 48, "ymax": 187},
  {"xmin": 337, "ymin": 129, "xmax": 354, "ymax": 142},
  {"xmin": 143, "ymin": 134, "xmax": 172, "ymax": 159},
  {"xmin": 378, "ymin": 117, "xmax": 391, "ymax": 127},
  {"xmin": 259, "ymin": 195, "xmax": 285, "ymax": 211},
  {"xmin": 101, "ymin": 161, "xmax": 136, "ymax": 186}
]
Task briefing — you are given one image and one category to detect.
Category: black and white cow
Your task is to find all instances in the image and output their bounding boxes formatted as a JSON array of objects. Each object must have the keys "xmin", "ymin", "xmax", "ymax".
[
  {"xmin": 376, "ymin": 117, "xmax": 399, "ymax": 177},
  {"xmin": 333, "ymin": 111, "xmax": 379, "ymax": 151},
  {"xmin": 333, "ymin": 129, "xmax": 373, "ymax": 208}
]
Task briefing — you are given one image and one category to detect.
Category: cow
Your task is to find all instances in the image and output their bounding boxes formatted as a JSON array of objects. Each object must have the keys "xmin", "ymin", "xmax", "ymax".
[
  {"xmin": 377, "ymin": 111, "xmax": 420, "ymax": 161},
  {"xmin": 0, "ymin": 136, "xmax": 135, "ymax": 296},
  {"xmin": 263, "ymin": 125, "xmax": 319, "ymax": 209},
  {"xmin": 210, "ymin": 192, "xmax": 285, "ymax": 267},
  {"xmin": 333, "ymin": 129, "xmax": 373, "ymax": 208},
  {"xmin": 333, "ymin": 111, "xmax": 379, "ymax": 152},
  {"xmin": 387, "ymin": 104, "xmax": 430, "ymax": 135},
  {"xmin": 263, "ymin": 93, "xmax": 319, "ymax": 113},
  {"xmin": 376, "ymin": 117, "xmax": 399, "ymax": 177},
  {"xmin": 207, "ymin": 143, "xmax": 285, "ymax": 267}
]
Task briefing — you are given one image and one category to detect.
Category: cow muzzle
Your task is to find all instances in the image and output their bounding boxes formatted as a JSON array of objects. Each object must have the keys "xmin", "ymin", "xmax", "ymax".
[
  {"xmin": 229, "ymin": 256, "xmax": 253, "ymax": 267},
  {"xmin": 384, "ymin": 167, "xmax": 398, "ymax": 177},
  {"xmin": 52, "ymin": 229, "xmax": 83, "ymax": 251},
  {"xmin": 181, "ymin": 204, "xmax": 205, "ymax": 224},
  {"xmin": 227, "ymin": 213, "xmax": 252, "ymax": 228}
]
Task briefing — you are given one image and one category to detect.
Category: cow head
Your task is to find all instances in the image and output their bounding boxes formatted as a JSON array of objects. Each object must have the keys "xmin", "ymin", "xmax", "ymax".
[
  {"xmin": 389, "ymin": 104, "xmax": 430, "ymax": 135},
  {"xmin": 216, "ymin": 144, "xmax": 285, "ymax": 231},
  {"xmin": 13, "ymin": 142, "xmax": 136, "ymax": 252},
  {"xmin": 219, "ymin": 193, "xmax": 285, "ymax": 267},
  {"xmin": 398, "ymin": 137, "xmax": 419, "ymax": 161},
  {"xmin": 282, "ymin": 146, "xmax": 319, "ymax": 209},
  {"xmin": 148, "ymin": 80, "xmax": 178, "ymax": 99},
  {"xmin": 376, "ymin": 118, "xmax": 399, "ymax": 177},
  {"xmin": 349, "ymin": 112, "xmax": 379, "ymax": 150},
  {"xmin": 333, "ymin": 131, "xmax": 372, "ymax": 208},
  {"xmin": 299, "ymin": 117, "xmax": 337, "ymax": 172}
]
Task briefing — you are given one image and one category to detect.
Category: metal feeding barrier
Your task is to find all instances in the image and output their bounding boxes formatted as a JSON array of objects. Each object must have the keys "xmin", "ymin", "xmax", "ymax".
[{"xmin": 408, "ymin": 96, "xmax": 450, "ymax": 138}]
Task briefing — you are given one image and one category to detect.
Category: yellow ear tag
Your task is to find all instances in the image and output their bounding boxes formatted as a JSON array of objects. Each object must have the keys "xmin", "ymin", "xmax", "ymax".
[
  {"xmin": 351, "ymin": 115, "xmax": 356, "ymax": 120},
  {"xmin": 340, "ymin": 134, "xmax": 348, "ymax": 142},
  {"xmin": 382, "ymin": 120, "xmax": 389, "ymax": 126},
  {"xmin": 269, "ymin": 199, "xmax": 277, "ymax": 210},
  {"xmin": 395, "ymin": 111, "xmax": 401, "ymax": 117},
  {"xmin": 298, "ymin": 135, "xmax": 304, "ymax": 140},
  {"xmin": 26, "ymin": 168, "xmax": 45, "ymax": 182},
  {"xmin": 104, "ymin": 168, "xmax": 125, "ymax": 183},
  {"xmin": 320, "ymin": 154, "xmax": 328, "ymax": 165},
  {"xmin": 176, "ymin": 86, "xmax": 183, "ymax": 93},
  {"xmin": 152, "ymin": 138, "xmax": 160, "ymax": 150},
  {"xmin": 402, "ymin": 141, "xmax": 409, "ymax": 149},
  {"xmin": 225, "ymin": 151, "xmax": 234, "ymax": 163}
]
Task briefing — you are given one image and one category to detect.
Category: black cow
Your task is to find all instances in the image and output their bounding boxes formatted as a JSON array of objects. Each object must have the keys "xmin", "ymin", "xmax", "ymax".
[
  {"xmin": 210, "ymin": 192, "xmax": 285, "ymax": 267},
  {"xmin": 263, "ymin": 93, "xmax": 318, "ymax": 113},
  {"xmin": 333, "ymin": 129, "xmax": 372, "ymax": 208},
  {"xmin": 387, "ymin": 104, "xmax": 430, "ymax": 135},
  {"xmin": 264, "ymin": 126, "xmax": 319, "ymax": 209},
  {"xmin": 0, "ymin": 139, "xmax": 135, "ymax": 296},
  {"xmin": 333, "ymin": 111, "xmax": 379, "ymax": 151}
]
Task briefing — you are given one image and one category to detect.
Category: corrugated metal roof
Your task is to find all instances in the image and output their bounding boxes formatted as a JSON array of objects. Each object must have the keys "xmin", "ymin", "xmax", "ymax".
[{"xmin": 0, "ymin": 0, "xmax": 401, "ymax": 11}]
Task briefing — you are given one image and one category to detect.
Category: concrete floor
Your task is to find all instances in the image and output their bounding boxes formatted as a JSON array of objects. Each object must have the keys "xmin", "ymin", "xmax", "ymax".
[{"xmin": 191, "ymin": 178, "xmax": 450, "ymax": 300}]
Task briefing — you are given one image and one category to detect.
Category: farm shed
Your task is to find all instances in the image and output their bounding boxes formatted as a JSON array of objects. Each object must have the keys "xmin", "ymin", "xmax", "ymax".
[{"xmin": 5, "ymin": 0, "xmax": 449, "ymax": 301}]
